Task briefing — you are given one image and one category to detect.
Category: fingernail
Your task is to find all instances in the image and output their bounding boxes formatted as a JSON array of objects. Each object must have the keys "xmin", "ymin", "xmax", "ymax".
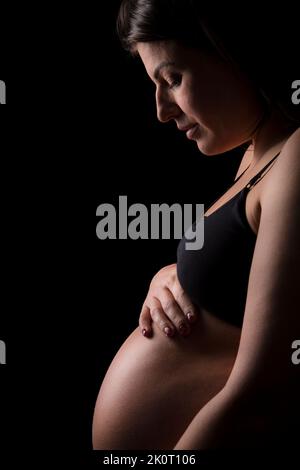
[
  {"xmin": 164, "ymin": 327, "xmax": 174, "ymax": 337},
  {"xmin": 179, "ymin": 324, "xmax": 190, "ymax": 336},
  {"xmin": 187, "ymin": 312, "xmax": 196, "ymax": 323}
]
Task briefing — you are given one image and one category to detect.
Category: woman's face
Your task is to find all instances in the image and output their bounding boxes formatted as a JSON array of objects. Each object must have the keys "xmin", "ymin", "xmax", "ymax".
[{"xmin": 137, "ymin": 41, "xmax": 265, "ymax": 155}]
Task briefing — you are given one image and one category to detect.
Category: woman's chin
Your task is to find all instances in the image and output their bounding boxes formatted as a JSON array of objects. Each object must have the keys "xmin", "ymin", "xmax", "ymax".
[
  {"xmin": 195, "ymin": 139, "xmax": 219, "ymax": 156},
  {"xmin": 195, "ymin": 138, "xmax": 233, "ymax": 156}
]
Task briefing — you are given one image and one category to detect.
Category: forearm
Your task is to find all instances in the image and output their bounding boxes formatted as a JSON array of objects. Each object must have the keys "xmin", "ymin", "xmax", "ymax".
[{"xmin": 174, "ymin": 387, "xmax": 271, "ymax": 450}]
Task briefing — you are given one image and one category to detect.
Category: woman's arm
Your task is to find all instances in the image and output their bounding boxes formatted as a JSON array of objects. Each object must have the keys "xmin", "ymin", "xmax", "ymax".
[
  {"xmin": 174, "ymin": 387, "xmax": 273, "ymax": 449},
  {"xmin": 175, "ymin": 129, "xmax": 300, "ymax": 449}
]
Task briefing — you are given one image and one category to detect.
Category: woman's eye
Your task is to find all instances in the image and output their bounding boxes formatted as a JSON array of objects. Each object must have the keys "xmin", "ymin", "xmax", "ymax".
[{"xmin": 167, "ymin": 75, "xmax": 182, "ymax": 89}]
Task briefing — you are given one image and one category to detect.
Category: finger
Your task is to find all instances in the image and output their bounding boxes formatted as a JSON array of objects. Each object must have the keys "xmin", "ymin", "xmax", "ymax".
[
  {"xmin": 175, "ymin": 289, "xmax": 198, "ymax": 324},
  {"xmin": 159, "ymin": 289, "xmax": 191, "ymax": 337},
  {"xmin": 149, "ymin": 298, "xmax": 176, "ymax": 338},
  {"xmin": 139, "ymin": 304, "xmax": 153, "ymax": 338}
]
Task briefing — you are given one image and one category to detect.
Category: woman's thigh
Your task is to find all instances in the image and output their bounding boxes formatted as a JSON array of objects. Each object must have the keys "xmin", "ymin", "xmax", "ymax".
[{"xmin": 92, "ymin": 314, "xmax": 240, "ymax": 450}]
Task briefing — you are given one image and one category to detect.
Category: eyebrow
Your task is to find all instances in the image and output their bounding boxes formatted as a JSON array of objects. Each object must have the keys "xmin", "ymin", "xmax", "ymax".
[{"xmin": 153, "ymin": 61, "xmax": 176, "ymax": 81}]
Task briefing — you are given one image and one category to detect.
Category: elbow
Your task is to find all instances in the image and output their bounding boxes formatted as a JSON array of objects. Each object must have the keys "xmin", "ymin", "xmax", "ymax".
[{"xmin": 221, "ymin": 381, "xmax": 290, "ymax": 445}]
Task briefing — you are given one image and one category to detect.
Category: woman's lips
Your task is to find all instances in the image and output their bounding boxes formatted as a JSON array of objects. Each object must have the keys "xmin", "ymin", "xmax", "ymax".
[{"xmin": 186, "ymin": 124, "xmax": 199, "ymax": 140}]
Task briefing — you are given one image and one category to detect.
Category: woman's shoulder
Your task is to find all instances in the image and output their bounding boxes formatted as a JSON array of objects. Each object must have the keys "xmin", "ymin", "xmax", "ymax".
[
  {"xmin": 280, "ymin": 127, "xmax": 300, "ymax": 157},
  {"xmin": 260, "ymin": 127, "xmax": 300, "ymax": 213},
  {"xmin": 274, "ymin": 127, "xmax": 300, "ymax": 181}
]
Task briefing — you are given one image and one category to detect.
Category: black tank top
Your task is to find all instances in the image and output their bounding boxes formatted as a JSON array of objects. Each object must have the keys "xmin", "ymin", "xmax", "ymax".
[{"xmin": 177, "ymin": 153, "xmax": 280, "ymax": 328}]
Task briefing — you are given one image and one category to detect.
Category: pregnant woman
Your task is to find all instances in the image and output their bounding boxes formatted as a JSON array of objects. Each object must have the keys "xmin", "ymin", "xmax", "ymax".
[{"xmin": 93, "ymin": 0, "xmax": 300, "ymax": 450}]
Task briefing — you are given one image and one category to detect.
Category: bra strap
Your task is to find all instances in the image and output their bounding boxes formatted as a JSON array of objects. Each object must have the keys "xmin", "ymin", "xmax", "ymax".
[
  {"xmin": 234, "ymin": 163, "xmax": 252, "ymax": 183},
  {"xmin": 245, "ymin": 152, "xmax": 280, "ymax": 191}
]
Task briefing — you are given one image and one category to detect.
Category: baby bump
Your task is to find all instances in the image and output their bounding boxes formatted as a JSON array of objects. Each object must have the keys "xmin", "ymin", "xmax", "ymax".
[{"xmin": 93, "ymin": 311, "xmax": 241, "ymax": 449}]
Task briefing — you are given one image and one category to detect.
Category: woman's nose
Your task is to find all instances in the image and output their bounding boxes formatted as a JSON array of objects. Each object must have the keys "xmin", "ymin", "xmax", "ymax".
[{"xmin": 156, "ymin": 89, "xmax": 180, "ymax": 123}]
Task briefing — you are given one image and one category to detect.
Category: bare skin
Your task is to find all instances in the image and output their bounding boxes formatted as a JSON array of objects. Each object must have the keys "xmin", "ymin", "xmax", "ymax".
[
  {"xmin": 92, "ymin": 309, "xmax": 240, "ymax": 449},
  {"xmin": 92, "ymin": 39, "xmax": 299, "ymax": 449},
  {"xmin": 92, "ymin": 142, "xmax": 285, "ymax": 449}
]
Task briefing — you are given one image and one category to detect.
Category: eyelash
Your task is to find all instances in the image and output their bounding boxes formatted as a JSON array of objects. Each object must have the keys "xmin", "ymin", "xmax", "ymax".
[{"xmin": 166, "ymin": 75, "xmax": 182, "ymax": 90}]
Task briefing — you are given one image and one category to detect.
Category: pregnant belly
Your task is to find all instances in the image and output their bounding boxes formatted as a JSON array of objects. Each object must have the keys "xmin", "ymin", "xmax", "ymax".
[{"xmin": 93, "ymin": 310, "xmax": 241, "ymax": 450}]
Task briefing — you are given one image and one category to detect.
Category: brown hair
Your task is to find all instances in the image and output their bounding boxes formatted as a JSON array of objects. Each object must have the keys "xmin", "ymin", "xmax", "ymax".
[
  {"xmin": 117, "ymin": 0, "xmax": 300, "ymax": 125},
  {"xmin": 117, "ymin": 0, "xmax": 214, "ymax": 54}
]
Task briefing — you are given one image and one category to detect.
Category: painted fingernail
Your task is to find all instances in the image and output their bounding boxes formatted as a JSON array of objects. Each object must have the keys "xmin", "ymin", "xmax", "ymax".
[
  {"xmin": 179, "ymin": 324, "xmax": 190, "ymax": 336},
  {"xmin": 164, "ymin": 327, "xmax": 174, "ymax": 337},
  {"xmin": 187, "ymin": 312, "xmax": 196, "ymax": 323}
]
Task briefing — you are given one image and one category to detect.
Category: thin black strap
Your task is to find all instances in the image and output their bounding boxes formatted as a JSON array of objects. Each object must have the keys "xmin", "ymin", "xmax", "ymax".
[
  {"xmin": 205, "ymin": 152, "xmax": 280, "ymax": 213},
  {"xmin": 234, "ymin": 163, "xmax": 252, "ymax": 183},
  {"xmin": 245, "ymin": 152, "xmax": 280, "ymax": 190}
]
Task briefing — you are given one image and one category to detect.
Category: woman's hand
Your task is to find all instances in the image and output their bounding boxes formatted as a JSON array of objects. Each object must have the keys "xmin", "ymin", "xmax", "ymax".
[{"xmin": 139, "ymin": 263, "xmax": 198, "ymax": 339}]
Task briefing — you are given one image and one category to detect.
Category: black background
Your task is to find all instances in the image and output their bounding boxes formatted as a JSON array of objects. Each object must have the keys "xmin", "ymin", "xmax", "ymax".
[{"xmin": 1, "ymin": 1, "xmax": 299, "ymax": 466}]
